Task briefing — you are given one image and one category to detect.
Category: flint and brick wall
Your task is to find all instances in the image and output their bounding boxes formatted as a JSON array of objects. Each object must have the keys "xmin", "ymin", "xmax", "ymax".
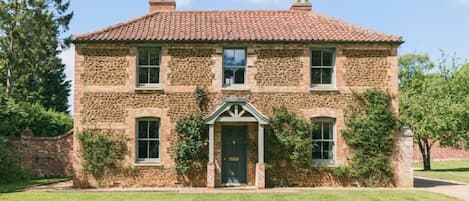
[
  {"xmin": 8, "ymin": 130, "xmax": 74, "ymax": 178},
  {"xmin": 73, "ymin": 42, "xmax": 406, "ymax": 188}
]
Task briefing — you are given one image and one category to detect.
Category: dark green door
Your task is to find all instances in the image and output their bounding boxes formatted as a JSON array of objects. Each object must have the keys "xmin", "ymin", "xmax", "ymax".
[{"xmin": 222, "ymin": 126, "xmax": 248, "ymax": 184}]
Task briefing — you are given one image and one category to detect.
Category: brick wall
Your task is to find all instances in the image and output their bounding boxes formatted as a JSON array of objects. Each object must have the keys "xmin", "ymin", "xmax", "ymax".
[
  {"xmin": 8, "ymin": 130, "xmax": 74, "ymax": 178},
  {"xmin": 413, "ymin": 142, "xmax": 469, "ymax": 161}
]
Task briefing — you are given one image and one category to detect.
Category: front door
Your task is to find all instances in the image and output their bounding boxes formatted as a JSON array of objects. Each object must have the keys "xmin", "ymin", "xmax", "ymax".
[{"xmin": 222, "ymin": 126, "xmax": 247, "ymax": 185}]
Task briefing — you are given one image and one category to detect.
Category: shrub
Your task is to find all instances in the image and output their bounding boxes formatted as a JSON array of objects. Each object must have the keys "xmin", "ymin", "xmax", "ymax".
[
  {"xmin": 0, "ymin": 92, "xmax": 72, "ymax": 137},
  {"xmin": 77, "ymin": 129, "xmax": 128, "ymax": 187}
]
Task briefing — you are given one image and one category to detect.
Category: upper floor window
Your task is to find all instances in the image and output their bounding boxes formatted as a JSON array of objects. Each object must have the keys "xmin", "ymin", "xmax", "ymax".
[
  {"xmin": 312, "ymin": 118, "xmax": 335, "ymax": 163},
  {"xmin": 311, "ymin": 49, "xmax": 335, "ymax": 88},
  {"xmin": 138, "ymin": 48, "xmax": 161, "ymax": 87},
  {"xmin": 137, "ymin": 118, "xmax": 160, "ymax": 162},
  {"xmin": 223, "ymin": 48, "xmax": 246, "ymax": 86}
]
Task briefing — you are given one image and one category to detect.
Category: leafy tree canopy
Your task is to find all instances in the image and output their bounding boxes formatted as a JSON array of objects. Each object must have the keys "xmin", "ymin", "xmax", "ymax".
[
  {"xmin": 399, "ymin": 52, "xmax": 468, "ymax": 170},
  {"xmin": 0, "ymin": 0, "xmax": 73, "ymax": 112}
]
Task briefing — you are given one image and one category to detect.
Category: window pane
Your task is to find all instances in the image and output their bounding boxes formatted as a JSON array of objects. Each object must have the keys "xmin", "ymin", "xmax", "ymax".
[
  {"xmin": 149, "ymin": 49, "xmax": 160, "ymax": 66},
  {"xmin": 138, "ymin": 49, "xmax": 149, "ymax": 65},
  {"xmin": 312, "ymin": 124, "xmax": 321, "ymax": 140},
  {"xmin": 311, "ymin": 68, "xmax": 321, "ymax": 84},
  {"xmin": 312, "ymin": 51, "xmax": 322, "ymax": 66},
  {"xmin": 322, "ymin": 68, "xmax": 333, "ymax": 84},
  {"xmin": 223, "ymin": 49, "xmax": 235, "ymax": 66},
  {"xmin": 149, "ymin": 68, "xmax": 160, "ymax": 84},
  {"xmin": 323, "ymin": 122, "xmax": 333, "ymax": 140},
  {"xmin": 224, "ymin": 69, "xmax": 234, "ymax": 85},
  {"xmin": 148, "ymin": 120, "xmax": 159, "ymax": 139},
  {"xmin": 149, "ymin": 141, "xmax": 159, "ymax": 159},
  {"xmin": 323, "ymin": 51, "xmax": 334, "ymax": 66},
  {"xmin": 322, "ymin": 151, "xmax": 330, "ymax": 160},
  {"xmin": 138, "ymin": 120, "xmax": 148, "ymax": 138},
  {"xmin": 312, "ymin": 142, "xmax": 321, "ymax": 159},
  {"xmin": 234, "ymin": 49, "xmax": 246, "ymax": 66},
  {"xmin": 234, "ymin": 69, "xmax": 245, "ymax": 84},
  {"xmin": 138, "ymin": 141, "xmax": 148, "ymax": 159},
  {"xmin": 138, "ymin": 67, "xmax": 149, "ymax": 84},
  {"xmin": 323, "ymin": 141, "xmax": 333, "ymax": 160}
]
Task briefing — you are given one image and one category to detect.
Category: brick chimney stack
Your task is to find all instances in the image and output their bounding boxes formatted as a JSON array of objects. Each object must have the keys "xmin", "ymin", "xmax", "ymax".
[
  {"xmin": 149, "ymin": 0, "xmax": 176, "ymax": 12},
  {"xmin": 290, "ymin": 0, "xmax": 312, "ymax": 12}
]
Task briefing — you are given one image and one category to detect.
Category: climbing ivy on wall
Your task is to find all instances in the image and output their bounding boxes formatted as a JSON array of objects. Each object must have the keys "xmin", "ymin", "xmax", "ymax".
[
  {"xmin": 194, "ymin": 86, "xmax": 209, "ymax": 111},
  {"xmin": 77, "ymin": 129, "xmax": 129, "ymax": 187},
  {"xmin": 265, "ymin": 107, "xmax": 314, "ymax": 186},
  {"xmin": 342, "ymin": 89, "xmax": 397, "ymax": 187},
  {"xmin": 264, "ymin": 89, "xmax": 397, "ymax": 187},
  {"xmin": 267, "ymin": 106, "xmax": 313, "ymax": 170},
  {"xmin": 173, "ymin": 87, "xmax": 210, "ymax": 186},
  {"xmin": 174, "ymin": 113, "xmax": 208, "ymax": 186}
]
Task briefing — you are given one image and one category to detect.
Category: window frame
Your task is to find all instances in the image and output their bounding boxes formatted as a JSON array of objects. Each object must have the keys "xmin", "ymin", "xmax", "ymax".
[
  {"xmin": 311, "ymin": 117, "xmax": 336, "ymax": 164},
  {"xmin": 137, "ymin": 47, "xmax": 162, "ymax": 88},
  {"xmin": 222, "ymin": 48, "xmax": 247, "ymax": 87},
  {"xmin": 310, "ymin": 49, "xmax": 336, "ymax": 89},
  {"xmin": 136, "ymin": 117, "xmax": 161, "ymax": 163}
]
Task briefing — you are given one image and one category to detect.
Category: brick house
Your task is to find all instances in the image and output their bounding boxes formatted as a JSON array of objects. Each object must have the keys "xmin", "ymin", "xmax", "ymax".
[{"xmin": 73, "ymin": 0, "xmax": 412, "ymax": 189}]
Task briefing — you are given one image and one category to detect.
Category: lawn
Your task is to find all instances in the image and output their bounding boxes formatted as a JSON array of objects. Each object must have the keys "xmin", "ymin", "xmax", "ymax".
[
  {"xmin": 0, "ymin": 191, "xmax": 460, "ymax": 201},
  {"xmin": 414, "ymin": 160, "xmax": 469, "ymax": 183},
  {"xmin": 0, "ymin": 178, "xmax": 71, "ymax": 193}
]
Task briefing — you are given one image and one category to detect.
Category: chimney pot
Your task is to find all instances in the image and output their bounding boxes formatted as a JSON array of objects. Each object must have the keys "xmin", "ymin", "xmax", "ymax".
[
  {"xmin": 290, "ymin": 0, "xmax": 312, "ymax": 12},
  {"xmin": 149, "ymin": 0, "xmax": 176, "ymax": 12}
]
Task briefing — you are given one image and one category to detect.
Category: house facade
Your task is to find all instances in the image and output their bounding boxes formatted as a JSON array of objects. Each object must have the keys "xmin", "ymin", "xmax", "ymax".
[{"xmin": 73, "ymin": 0, "xmax": 412, "ymax": 189}]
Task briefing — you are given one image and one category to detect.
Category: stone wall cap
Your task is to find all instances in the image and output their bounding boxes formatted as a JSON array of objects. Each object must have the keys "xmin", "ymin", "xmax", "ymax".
[{"xmin": 400, "ymin": 126, "xmax": 414, "ymax": 137}]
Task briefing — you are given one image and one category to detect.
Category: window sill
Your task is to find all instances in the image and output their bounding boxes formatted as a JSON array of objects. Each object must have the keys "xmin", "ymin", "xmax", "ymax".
[
  {"xmin": 309, "ymin": 87, "xmax": 339, "ymax": 92},
  {"xmin": 311, "ymin": 161, "xmax": 337, "ymax": 167},
  {"xmin": 135, "ymin": 87, "xmax": 164, "ymax": 93},
  {"xmin": 133, "ymin": 162, "xmax": 163, "ymax": 167},
  {"xmin": 221, "ymin": 86, "xmax": 251, "ymax": 91}
]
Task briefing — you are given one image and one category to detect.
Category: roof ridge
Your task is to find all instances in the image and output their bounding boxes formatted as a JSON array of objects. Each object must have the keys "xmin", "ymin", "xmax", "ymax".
[
  {"xmin": 169, "ymin": 9, "xmax": 290, "ymax": 12},
  {"xmin": 311, "ymin": 12, "xmax": 402, "ymax": 41}
]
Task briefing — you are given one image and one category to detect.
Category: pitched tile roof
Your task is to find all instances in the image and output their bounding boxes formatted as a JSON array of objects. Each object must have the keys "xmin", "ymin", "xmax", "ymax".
[{"xmin": 74, "ymin": 10, "xmax": 402, "ymax": 43}]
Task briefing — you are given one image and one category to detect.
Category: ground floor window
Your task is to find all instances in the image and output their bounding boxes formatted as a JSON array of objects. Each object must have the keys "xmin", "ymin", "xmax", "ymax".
[
  {"xmin": 312, "ymin": 118, "xmax": 335, "ymax": 163},
  {"xmin": 136, "ymin": 118, "xmax": 160, "ymax": 162}
]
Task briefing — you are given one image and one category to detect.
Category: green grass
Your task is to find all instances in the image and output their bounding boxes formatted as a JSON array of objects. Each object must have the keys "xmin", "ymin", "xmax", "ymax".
[
  {"xmin": 0, "ymin": 178, "xmax": 71, "ymax": 193},
  {"xmin": 0, "ymin": 191, "xmax": 460, "ymax": 201},
  {"xmin": 414, "ymin": 160, "xmax": 469, "ymax": 183}
]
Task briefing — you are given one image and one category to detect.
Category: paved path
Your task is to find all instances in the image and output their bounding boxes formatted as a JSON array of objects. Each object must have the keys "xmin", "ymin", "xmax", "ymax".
[{"xmin": 414, "ymin": 176, "xmax": 469, "ymax": 201}]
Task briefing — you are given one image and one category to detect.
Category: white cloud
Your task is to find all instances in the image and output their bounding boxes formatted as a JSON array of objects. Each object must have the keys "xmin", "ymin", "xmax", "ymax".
[
  {"xmin": 59, "ymin": 45, "xmax": 75, "ymax": 114},
  {"xmin": 457, "ymin": 0, "xmax": 469, "ymax": 4}
]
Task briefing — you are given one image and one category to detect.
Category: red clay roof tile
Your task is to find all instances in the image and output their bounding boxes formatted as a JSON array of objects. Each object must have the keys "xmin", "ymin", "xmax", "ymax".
[{"xmin": 74, "ymin": 10, "xmax": 402, "ymax": 43}]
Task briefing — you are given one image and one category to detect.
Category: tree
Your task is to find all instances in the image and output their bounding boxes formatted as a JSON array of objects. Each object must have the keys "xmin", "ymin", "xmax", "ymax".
[
  {"xmin": 399, "ymin": 53, "xmax": 468, "ymax": 171},
  {"xmin": 0, "ymin": 0, "xmax": 73, "ymax": 112}
]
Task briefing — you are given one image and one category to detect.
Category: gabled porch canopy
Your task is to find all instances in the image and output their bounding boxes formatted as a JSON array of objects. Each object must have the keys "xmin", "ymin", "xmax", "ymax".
[
  {"xmin": 204, "ymin": 98, "xmax": 269, "ymax": 125},
  {"xmin": 204, "ymin": 98, "xmax": 269, "ymax": 189}
]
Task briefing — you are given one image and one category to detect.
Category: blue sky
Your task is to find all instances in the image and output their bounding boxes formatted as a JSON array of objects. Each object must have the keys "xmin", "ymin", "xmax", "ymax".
[{"xmin": 61, "ymin": 0, "xmax": 469, "ymax": 113}]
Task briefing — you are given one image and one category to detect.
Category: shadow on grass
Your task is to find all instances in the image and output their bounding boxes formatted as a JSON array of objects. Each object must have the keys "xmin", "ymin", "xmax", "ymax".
[
  {"xmin": 414, "ymin": 177, "xmax": 463, "ymax": 188},
  {"xmin": 0, "ymin": 177, "xmax": 72, "ymax": 194},
  {"xmin": 417, "ymin": 168, "xmax": 469, "ymax": 172}
]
